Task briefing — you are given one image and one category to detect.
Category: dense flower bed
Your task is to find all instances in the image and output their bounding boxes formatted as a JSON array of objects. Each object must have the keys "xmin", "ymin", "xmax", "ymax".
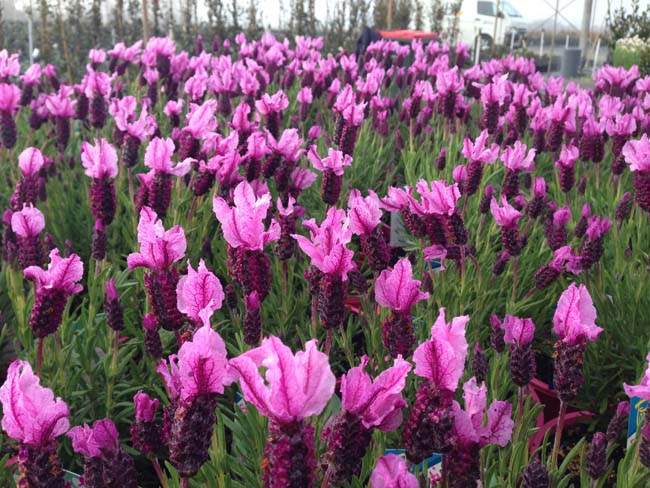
[{"xmin": 0, "ymin": 33, "xmax": 650, "ymax": 487}]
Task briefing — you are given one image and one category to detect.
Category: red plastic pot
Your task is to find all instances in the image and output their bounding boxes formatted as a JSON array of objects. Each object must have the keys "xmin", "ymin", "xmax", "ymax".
[{"xmin": 529, "ymin": 378, "xmax": 595, "ymax": 453}]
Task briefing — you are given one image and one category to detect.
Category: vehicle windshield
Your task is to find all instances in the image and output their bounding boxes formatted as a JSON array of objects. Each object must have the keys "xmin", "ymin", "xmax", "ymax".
[
  {"xmin": 501, "ymin": 1, "xmax": 522, "ymax": 17},
  {"xmin": 477, "ymin": 1, "xmax": 496, "ymax": 16}
]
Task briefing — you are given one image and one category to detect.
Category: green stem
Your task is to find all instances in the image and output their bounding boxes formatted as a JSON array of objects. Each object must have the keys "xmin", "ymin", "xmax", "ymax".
[
  {"xmin": 551, "ymin": 401, "xmax": 567, "ymax": 471},
  {"xmin": 36, "ymin": 337, "xmax": 44, "ymax": 377},
  {"xmin": 105, "ymin": 330, "xmax": 119, "ymax": 416},
  {"xmin": 152, "ymin": 458, "xmax": 170, "ymax": 488},
  {"xmin": 511, "ymin": 256, "xmax": 519, "ymax": 304}
]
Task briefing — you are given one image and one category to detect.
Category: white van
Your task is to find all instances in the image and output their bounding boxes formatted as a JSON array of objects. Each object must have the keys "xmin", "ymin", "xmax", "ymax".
[{"xmin": 448, "ymin": 0, "xmax": 528, "ymax": 51}]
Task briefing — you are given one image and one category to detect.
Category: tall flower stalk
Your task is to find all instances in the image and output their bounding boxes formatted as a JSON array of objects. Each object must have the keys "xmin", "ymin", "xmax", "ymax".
[
  {"xmin": 551, "ymin": 283, "xmax": 602, "ymax": 469},
  {"xmin": 229, "ymin": 336, "xmax": 335, "ymax": 488}
]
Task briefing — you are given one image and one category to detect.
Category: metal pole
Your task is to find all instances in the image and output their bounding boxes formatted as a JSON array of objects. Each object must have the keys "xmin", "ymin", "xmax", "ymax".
[
  {"xmin": 474, "ymin": 30, "xmax": 481, "ymax": 65},
  {"xmin": 510, "ymin": 31, "xmax": 515, "ymax": 50},
  {"xmin": 492, "ymin": 0, "xmax": 501, "ymax": 54},
  {"xmin": 548, "ymin": 0, "xmax": 560, "ymax": 73},
  {"xmin": 28, "ymin": 17, "xmax": 33, "ymax": 64},
  {"xmin": 580, "ymin": 0, "xmax": 594, "ymax": 62},
  {"xmin": 539, "ymin": 30, "xmax": 544, "ymax": 58},
  {"xmin": 565, "ymin": 34, "xmax": 569, "ymax": 48},
  {"xmin": 592, "ymin": 36, "xmax": 601, "ymax": 75},
  {"xmin": 387, "ymin": 0, "xmax": 393, "ymax": 30}
]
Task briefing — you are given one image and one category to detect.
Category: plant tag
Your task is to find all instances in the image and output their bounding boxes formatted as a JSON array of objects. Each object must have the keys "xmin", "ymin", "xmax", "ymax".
[
  {"xmin": 384, "ymin": 448, "xmax": 442, "ymax": 476},
  {"xmin": 627, "ymin": 397, "xmax": 648, "ymax": 446}
]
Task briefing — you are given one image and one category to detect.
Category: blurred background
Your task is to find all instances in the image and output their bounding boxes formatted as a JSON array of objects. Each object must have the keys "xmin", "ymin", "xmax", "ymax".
[{"xmin": 0, "ymin": 0, "xmax": 649, "ymax": 79}]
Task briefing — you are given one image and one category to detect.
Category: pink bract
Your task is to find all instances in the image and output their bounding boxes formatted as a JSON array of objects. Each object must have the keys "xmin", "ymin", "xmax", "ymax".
[
  {"xmin": 144, "ymin": 137, "xmax": 192, "ymax": 176},
  {"xmin": 292, "ymin": 207, "xmax": 355, "ymax": 279},
  {"xmin": 0, "ymin": 360, "xmax": 70, "ymax": 446},
  {"xmin": 501, "ymin": 315, "xmax": 535, "ymax": 347},
  {"xmin": 341, "ymin": 355, "xmax": 412, "ymax": 431},
  {"xmin": 347, "ymin": 189, "xmax": 383, "ymax": 235},
  {"xmin": 81, "ymin": 138, "xmax": 119, "ymax": 179},
  {"xmin": 375, "ymin": 258, "xmax": 429, "ymax": 313},
  {"xmin": 213, "ymin": 180, "xmax": 280, "ymax": 251},
  {"xmin": 624, "ymin": 352, "xmax": 650, "ymax": 401},
  {"xmin": 370, "ymin": 454, "xmax": 418, "ymax": 488},
  {"xmin": 68, "ymin": 418, "xmax": 119, "ymax": 457},
  {"xmin": 157, "ymin": 325, "xmax": 230, "ymax": 402},
  {"xmin": 134, "ymin": 391, "xmax": 159, "ymax": 422},
  {"xmin": 553, "ymin": 283, "xmax": 602, "ymax": 345},
  {"xmin": 127, "ymin": 207, "xmax": 187, "ymax": 271},
  {"xmin": 307, "ymin": 146, "xmax": 352, "ymax": 176},
  {"xmin": 176, "ymin": 259, "xmax": 224, "ymax": 327},
  {"xmin": 18, "ymin": 147, "xmax": 45, "ymax": 177},
  {"xmin": 228, "ymin": 336, "xmax": 335, "ymax": 424},
  {"xmin": 623, "ymin": 134, "xmax": 650, "ymax": 173},
  {"xmin": 490, "ymin": 196, "xmax": 523, "ymax": 227},
  {"xmin": 413, "ymin": 308, "xmax": 469, "ymax": 392},
  {"xmin": 11, "ymin": 204, "xmax": 45, "ymax": 237},
  {"xmin": 24, "ymin": 249, "xmax": 84, "ymax": 295}
]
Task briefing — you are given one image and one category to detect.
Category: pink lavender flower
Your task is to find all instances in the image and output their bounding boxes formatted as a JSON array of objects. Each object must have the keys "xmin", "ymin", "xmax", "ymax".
[
  {"xmin": 436, "ymin": 67, "xmax": 463, "ymax": 119},
  {"xmin": 11, "ymin": 203, "xmax": 45, "ymax": 269},
  {"xmin": 297, "ymin": 86, "xmax": 312, "ymax": 121},
  {"xmin": 462, "ymin": 130, "xmax": 499, "ymax": 196},
  {"xmin": 501, "ymin": 141, "xmax": 535, "ymax": 198},
  {"xmin": 104, "ymin": 278, "xmax": 123, "ymax": 332},
  {"xmin": 403, "ymin": 309, "xmax": 469, "ymax": 463},
  {"xmin": 213, "ymin": 180, "xmax": 280, "ymax": 252},
  {"xmin": 370, "ymin": 454, "xmax": 418, "ymax": 488},
  {"xmin": 546, "ymin": 206, "xmax": 572, "ymax": 250},
  {"xmin": 229, "ymin": 336, "xmax": 334, "ymax": 488},
  {"xmin": 128, "ymin": 207, "xmax": 186, "ymax": 331},
  {"xmin": 68, "ymin": 418, "xmax": 137, "ymax": 488},
  {"xmin": 376, "ymin": 258, "xmax": 429, "ymax": 357},
  {"xmin": 607, "ymin": 113, "xmax": 637, "ymax": 157},
  {"xmin": 491, "ymin": 196, "xmax": 524, "ymax": 256},
  {"xmin": 446, "ymin": 378, "xmax": 513, "ymax": 485},
  {"xmin": 213, "ymin": 181, "xmax": 279, "ymax": 306},
  {"xmin": 255, "ymin": 90, "xmax": 288, "ymax": 139},
  {"xmin": 179, "ymin": 100, "xmax": 218, "ymax": 160},
  {"xmin": 623, "ymin": 134, "xmax": 650, "ymax": 212},
  {"xmin": 0, "ymin": 82, "xmax": 20, "ymax": 148},
  {"xmin": 580, "ymin": 216, "xmax": 612, "ymax": 270},
  {"xmin": 624, "ymin": 352, "xmax": 650, "ymax": 401},
  {"xmin": 158, "ymin": 325, "xmax": 230, "ymax": 478},
  {"xmin": 176, "ymin": 259, "xmax": 224, "ymax": 328},
  {"xmin": 501, "ymin": 315, "xmax": 535, "ymax": 347},
  {"xmin": 0, "ymin": 360, "xmax": 70, "ymax": 446},
  {"xmin": 553, "ymin": 283, "xmax": 601, "ymax": 345},
  {"xmin": 348, "ymin": 189, "xmax": 389, "ymax": 270},
  {"xmin": 0, "ymin": 360, "xmax": 69, "ymax": 487},
  {"xmin": 82, "ymin": 138, "xmax": 118, "ymax": 225},
  {"xmin": 143, "ymin": 137, "xmax": 191, "ymax": 217},
  {"xmin": 264, "ymin": 128, "xmax": 305, "ymax": 191},
  {"xmin": 83, "ymin": 69, "xmax": 112, "ymax": 128},
  {"xmin": 293, "ymin": 207, "xmax": 355, "ymax": 330},
  {"xmin": 24, "ymin": 249, "xmax": 83, "ymax": 338},
  {"xmin": 45, "ymin": 87, "xmax": 76, "ymax": 151},
  {"xmin": 164, "ymin": 99, "xmax": 184, "ymax": 128},
  {"xmin": 325, "ymin": 356, "xmax": 412, "ymax": 484},
  {"xmin": 553, "ymin": 283, "xmax": 601, "ymax": 401},
  {"xmin": 502, "ymin": 315, "xmax": 536, "ymax": 387},
  {"xmin": 131, "ymin": 391, "xmax": 162, "ymax": 456},
  {"xmin": 307, "ymin": 145, "xmax": 352, "ymax": 205}
]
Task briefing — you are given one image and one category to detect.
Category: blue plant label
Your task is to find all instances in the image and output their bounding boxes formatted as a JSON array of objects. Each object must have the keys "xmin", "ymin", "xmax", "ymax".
[
  {"xmin": 385, "ymin": 448, "xmax": 442, "ymax": 476},
  {"xmin": 627, "ymin": 397, "xmax": 648, "ymax": 446}
]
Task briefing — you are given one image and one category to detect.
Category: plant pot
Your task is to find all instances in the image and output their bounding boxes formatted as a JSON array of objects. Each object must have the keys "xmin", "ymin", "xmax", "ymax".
[{"xmin": 528, "ymin": 378, "xmax": 595, "ymax": 453}]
